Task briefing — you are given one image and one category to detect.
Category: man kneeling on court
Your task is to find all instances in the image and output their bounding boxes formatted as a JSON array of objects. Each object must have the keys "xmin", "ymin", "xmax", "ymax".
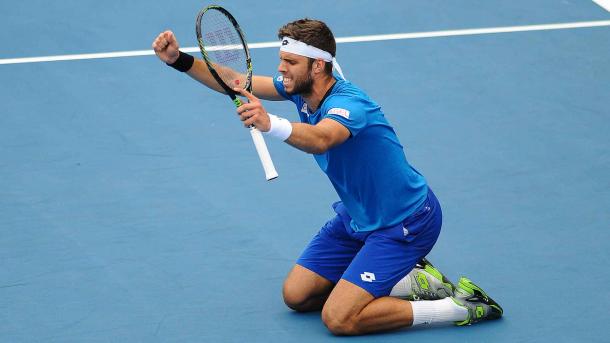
[{"xmin": 152, "ymin": 18, "xmax": 503, "ymax": 335}]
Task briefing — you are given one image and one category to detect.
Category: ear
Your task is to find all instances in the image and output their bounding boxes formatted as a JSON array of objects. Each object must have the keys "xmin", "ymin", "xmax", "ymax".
[{"xmin": 313, "ymin": 59, "xmax": 325, "ymax": 74}]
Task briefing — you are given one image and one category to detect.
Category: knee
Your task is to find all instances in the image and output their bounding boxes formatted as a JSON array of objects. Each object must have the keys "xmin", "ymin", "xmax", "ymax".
[
  {"xmin": 321, "ymin": 306, "xmax": 359, "ymax": 336},
  {"xmin": 282, "ymin": 282, "xmax": 312, "ymax": 312},
  {"xmin": 282, "ymin": 265, "xmax": 333, "ymax": 312}
]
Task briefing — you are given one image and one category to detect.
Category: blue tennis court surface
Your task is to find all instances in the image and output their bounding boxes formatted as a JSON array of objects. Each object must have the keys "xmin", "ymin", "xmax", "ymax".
[{"xmin": 1, "ymin": 1, "xmax": 609, "ymax": 342}]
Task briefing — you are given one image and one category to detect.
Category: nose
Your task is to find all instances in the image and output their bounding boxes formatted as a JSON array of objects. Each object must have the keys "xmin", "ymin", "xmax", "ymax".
[{"xmin": 277, "ymin": 60, "xmax": 286, "ymax": 74}]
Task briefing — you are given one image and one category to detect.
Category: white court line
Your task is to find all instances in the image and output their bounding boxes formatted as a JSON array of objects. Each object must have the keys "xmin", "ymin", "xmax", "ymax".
[
  {"xmin": 593, "ymin": 0, "xmax": 610, "ymax": 12},
  {"xmin": 1, "ymin": 20, "xmax": 610, "ymax": 65}
]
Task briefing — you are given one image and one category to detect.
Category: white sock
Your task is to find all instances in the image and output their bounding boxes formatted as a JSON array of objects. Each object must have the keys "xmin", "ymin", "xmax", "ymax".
[{"xmin": 410, "ymin": 298, "xmax": 468, "ymax": 326}]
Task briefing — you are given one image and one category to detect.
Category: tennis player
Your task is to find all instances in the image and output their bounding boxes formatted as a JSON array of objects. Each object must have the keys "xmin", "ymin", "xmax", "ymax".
[{"xmin": 152, "ymin": 19, "xmax": 502, "ymax": 335}]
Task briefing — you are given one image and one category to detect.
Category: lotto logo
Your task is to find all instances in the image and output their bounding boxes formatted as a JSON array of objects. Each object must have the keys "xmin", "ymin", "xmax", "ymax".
[
  {"xmin": 416, "ymin": 272, "xmax": 430, "ymax": 290},
  {"xmin": 360, "ymin": 272, "xmax": 376, "ymax": 283},
  {"xmin": 476, "ymin": 305, "xmax": 484, "ymax": 318}
]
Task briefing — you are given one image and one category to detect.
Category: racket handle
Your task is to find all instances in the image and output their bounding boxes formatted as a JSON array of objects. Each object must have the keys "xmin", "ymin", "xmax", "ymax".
[{"xmin": 249, "ymin": 127, "xmax": 278, "ymax": 181}]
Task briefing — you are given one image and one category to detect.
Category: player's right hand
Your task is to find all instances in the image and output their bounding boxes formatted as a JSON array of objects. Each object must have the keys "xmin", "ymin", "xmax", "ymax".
[
  {"xmin": 234, "ymin": 88, "xmax": 272, "ymax": 132},
  {"xmin": 152, "ymin": 31, "xmax": 180, "ymax": 64}
]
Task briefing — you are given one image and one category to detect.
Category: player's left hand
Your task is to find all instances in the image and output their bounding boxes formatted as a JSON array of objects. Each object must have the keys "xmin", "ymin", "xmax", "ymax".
[{"xmin": 234, "ymin": 88, "xmax": 271, "ymax": 132}]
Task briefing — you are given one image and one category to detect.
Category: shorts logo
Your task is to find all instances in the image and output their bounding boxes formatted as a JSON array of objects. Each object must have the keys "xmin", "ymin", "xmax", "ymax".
[
  {"xmin": 327, "ymin": 107, "xmax": 350, "ymax": 119},
  {"xmin": 360, "ymin": 272, "xmax": 376, "ymax": 283}
]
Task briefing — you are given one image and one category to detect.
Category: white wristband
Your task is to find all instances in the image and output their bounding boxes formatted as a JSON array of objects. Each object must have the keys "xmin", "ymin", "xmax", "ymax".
[{"xmin": 265, "ymin": 113, "xmax": 292, "ymax": 141}]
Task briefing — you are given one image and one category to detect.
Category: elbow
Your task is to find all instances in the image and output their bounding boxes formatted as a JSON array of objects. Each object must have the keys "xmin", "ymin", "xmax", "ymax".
[
  {"xmin": 307, "ymin": 140, "xmax": 331, "ymax": 155},
  {"xmin": 307, "ymin": 147, "xmax": 326, "ymax": 155}
]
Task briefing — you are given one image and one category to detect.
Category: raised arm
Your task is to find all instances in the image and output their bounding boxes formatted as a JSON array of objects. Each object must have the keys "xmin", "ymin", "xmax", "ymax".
[{"xmin": 152, "ymin": 30, "xmax": 285, "ymax": 101}]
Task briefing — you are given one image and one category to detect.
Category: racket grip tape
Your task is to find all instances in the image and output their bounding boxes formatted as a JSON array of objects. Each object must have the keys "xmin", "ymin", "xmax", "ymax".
[{"xmin": 249, "ymin": 127, "xmax": 279, "ymax": 181}]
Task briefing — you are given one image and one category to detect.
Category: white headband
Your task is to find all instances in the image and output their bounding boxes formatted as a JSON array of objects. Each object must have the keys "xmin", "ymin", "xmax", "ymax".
[
  {"xmin": 280, "ymin": 36, "xmax": 345, "ymax": 79},
  {"xmin": 280, "ymin": 37, "xmax": 332, "ymax": 62}
]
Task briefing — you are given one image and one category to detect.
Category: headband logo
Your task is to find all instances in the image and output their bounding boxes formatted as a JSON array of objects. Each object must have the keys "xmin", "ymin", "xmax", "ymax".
[{"xmin": 282, "ymin": 40, "xmax": 289, "ymax": 46}]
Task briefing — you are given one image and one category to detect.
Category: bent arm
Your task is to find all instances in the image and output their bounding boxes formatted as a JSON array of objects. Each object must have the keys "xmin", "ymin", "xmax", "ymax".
[
  {"xmin": 233, "ymin": 88, "xmax": 350, "ymax": 153},
  {"xmin": 285, "ymin": 119, "xmax": 351, "ymax": 154},
  {"xmin": 153, "ymin": 30, "xmax": 284, "ymax": 100},
  {"xmin": 186, "ymin": 60, "xmax": 284, "ymax": 101}
]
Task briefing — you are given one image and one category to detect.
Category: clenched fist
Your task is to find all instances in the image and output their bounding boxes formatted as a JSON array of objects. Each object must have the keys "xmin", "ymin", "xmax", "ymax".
[{"xmin": 152, "ymin": 30, "xmax": 180, "ymax": 64}]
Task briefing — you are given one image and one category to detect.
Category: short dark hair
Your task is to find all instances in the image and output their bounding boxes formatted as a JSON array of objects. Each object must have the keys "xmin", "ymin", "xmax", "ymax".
[{"xmin": 278, "ymin": 19, "xmax": 335, "ymax": 74}]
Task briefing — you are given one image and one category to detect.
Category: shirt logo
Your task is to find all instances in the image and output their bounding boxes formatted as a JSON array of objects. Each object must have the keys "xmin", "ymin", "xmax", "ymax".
[
  {"xmin": 301, "ymin": 103, "xmax": 308, "ymax": 115},
  {"xmin": 282, "ymin": 39, "xmax": 289, "ymax": 46},
  {"xmin": 276, "ymin": 75, "xmax": 283, "ymax": 82},
  {"xmin": 360, "ymin": 272, "xmax": 376, "ymax": 283},
  {"xmin": 403, "ymin": 226, "xmax": 409, "ymax": 237},
  {"xmin": 327, "ymin": 107, "xmax": 350, "ymax": 119}
]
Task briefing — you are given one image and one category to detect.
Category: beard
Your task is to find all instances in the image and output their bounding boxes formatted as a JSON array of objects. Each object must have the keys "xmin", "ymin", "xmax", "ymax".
[{"xmin": 286, "ymin": 70, "xmax": 314, "ymax": 96}]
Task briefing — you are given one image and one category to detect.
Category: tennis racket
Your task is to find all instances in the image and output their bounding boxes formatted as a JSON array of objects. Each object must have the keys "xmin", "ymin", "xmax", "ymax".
[{"xmin": 196, "ymin": 5, "xmax": 278, "ymax": 181}]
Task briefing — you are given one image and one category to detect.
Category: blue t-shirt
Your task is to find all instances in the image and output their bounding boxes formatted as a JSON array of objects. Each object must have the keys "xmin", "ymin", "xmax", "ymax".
[{"xmin": 273, "ymin": 75, "xmax": 428, "ymax": 232}]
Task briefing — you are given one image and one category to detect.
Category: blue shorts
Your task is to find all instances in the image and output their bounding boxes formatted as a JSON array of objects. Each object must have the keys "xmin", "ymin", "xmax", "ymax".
[{"xmin": 296, "ymin": 188, "xmax": 442, "ymax": 298}]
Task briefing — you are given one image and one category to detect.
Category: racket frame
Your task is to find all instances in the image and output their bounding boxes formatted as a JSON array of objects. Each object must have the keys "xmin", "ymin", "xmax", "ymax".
[
  {"xmin": 196, "ymin": 5, "xmax": 252, "ymax": 99},
  {"xmin": 195, "ymin": 5, "xmax": 278, "ymax": 181}
]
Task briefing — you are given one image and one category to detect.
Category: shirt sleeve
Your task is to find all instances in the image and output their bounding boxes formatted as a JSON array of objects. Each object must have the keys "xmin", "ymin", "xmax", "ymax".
[{"xmin": 321, "ymin": 95, "xmax": 368, "ymax": 137}]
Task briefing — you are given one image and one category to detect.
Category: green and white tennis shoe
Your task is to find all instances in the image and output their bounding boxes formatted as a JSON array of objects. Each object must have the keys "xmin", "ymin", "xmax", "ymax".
[
  {"xmin": 452, "ymin": 276, "xmax": 504, "ymax": 326},
  {"xmin": 392, "ymin": 258, "xmax": 456, "ymax": 301}
]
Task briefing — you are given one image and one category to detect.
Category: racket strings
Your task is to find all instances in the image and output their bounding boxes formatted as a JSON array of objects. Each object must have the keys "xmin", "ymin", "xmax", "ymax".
[{"xmin": 200, "ymin": 10, "xmax": 248, "ymax": 89}]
